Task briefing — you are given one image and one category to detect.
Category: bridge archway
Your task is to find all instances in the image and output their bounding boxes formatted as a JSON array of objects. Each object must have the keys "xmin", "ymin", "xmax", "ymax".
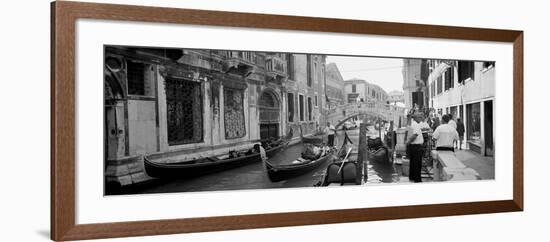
[{"xmin": 334, "ymin": 112, "xmax": 387, "ymax": 129}]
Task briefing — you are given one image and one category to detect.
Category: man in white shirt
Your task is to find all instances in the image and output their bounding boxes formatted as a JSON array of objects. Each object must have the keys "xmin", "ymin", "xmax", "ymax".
[
  {"xmin": 433, "ymin": 114, "xmax": 459, "ymax": 152},
  {"xmin": 407, "ymin": 112, "xmax": 425, "ymax": 183},
  {"xmin": 324, "ymin": 122, "xmax": 336, "ymax": 147}
]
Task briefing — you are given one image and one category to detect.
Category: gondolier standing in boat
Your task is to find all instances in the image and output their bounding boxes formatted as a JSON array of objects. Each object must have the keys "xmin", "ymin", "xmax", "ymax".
[
  {"xmin": 407, "ymin": 112, "xmax": 425, "ymax": 183},
  {"xmin": 324, "ymin": 122, "xmax": 337, "ymax": 147}
]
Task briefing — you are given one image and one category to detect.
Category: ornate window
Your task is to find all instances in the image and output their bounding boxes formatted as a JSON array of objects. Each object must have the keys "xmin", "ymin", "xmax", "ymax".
[
  {"xmin": 165, "ymin": 78, "xmax": 203, "ymax": 145},
  {"xmin": 224, "ymin": 87, "xmax": 246, "ymax": 139},
  {"xmin": 259, "ymin": 91, "xmax": 280, "ymax": 123}
]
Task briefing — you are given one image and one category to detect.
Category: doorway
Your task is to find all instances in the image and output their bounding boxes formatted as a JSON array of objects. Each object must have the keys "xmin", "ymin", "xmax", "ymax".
[
  {"xmin": 484, "ymin": 100, "xmax": 494, "ymax": 156},
  {"xmin": 259, "ymin": 91, "xmax": 281, "ymax": 140}
]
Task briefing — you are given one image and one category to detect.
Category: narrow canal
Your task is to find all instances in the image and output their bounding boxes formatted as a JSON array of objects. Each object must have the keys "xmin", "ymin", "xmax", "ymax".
[{"xmin": 137, "ymin": 127, "xmax": 399, "ymax": 194}]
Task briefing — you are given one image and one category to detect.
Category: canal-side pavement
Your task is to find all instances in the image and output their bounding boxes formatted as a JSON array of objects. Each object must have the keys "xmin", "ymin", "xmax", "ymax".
[{"xmin": 454, "ymin": 150, "xmax": 495, "ymax": 180}]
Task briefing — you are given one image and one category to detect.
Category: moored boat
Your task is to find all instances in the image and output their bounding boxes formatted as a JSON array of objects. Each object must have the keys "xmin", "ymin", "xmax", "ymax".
[
  {"xmin": 318, "ymin": 132, "xmax": 361, "ymax": 186},
  {"xmin": 367, "ymin": 137, "xmax": 391, "ymax": 165},
  {"xmin": 301, "ymin": 134, "xmax": 326, "ymax": 144},
  {"xmin": 265, "ymin": 150, "xmax": 333, "ymax": 182},
  {"xmin": 144, "ymin": 142, "xmax": 285, "ymax": 179}
]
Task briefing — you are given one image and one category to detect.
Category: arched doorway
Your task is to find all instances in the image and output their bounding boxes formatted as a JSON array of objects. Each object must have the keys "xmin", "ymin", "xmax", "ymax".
[{"xmin": 259, "ymin": 90, "xmax": 281, "ymax": 140}]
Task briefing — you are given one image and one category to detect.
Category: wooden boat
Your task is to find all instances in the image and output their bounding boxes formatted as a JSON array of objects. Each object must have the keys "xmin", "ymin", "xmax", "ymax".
[
  {"xmin": 144, "ymin": 143, "xmax": 285, "ymax": 179},
  {"xmin": 266, "ymin": 130, "xmax": 353, "ymax": 182},
  {"xmin": 318, "ymin": 132, "xmax": 361, "ymax": 186},
  {"xmin": 265, "ymin": 150, "xmax": 333, "ymax": 182},
  {"xmin": 301, "ymin": 134, "xmax": 325, "ymax": 144},
  {"xmin": 320, "ymin": 148, "xmax": 358, "ymax": 186},
  {"xmin": 367, "ymin": 137, "xmax": 391, "ymax": 165}
]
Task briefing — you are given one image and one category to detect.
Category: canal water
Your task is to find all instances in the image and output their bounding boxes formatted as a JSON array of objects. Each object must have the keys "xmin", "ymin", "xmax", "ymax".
[{"xmin": 138, "ymin": 128, "xmax": 399, "ymax": 194}]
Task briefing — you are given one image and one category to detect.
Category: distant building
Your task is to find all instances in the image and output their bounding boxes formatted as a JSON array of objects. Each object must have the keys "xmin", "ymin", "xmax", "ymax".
[
  {"xmin": 344, "ymin": 78, "xmax": 388, "ymax": 104},
  {"xmin": 427, "ymin": 60, "xmax": 495, "ymax": 156},
  {"xmin": 402, "ymin": 59, "xmax": 430, "ymax": 112},
  {"xmin": 325, "ymin": 63, "xmax": 345, "ymax": 107}
]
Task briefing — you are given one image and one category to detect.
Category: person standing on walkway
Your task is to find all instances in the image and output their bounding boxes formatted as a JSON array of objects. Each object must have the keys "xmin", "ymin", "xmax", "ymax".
[
  {"xmin": 448, "ymin": 113, "xmax": 457, "ymax": 130},
  {"xmin": 456, "ymin": 118, "xmax": 465, "ymax": 150},
  {"xmin": 431, "ymin": 116, "xmax": 440, "ymax": 131},
  {"xmin": 406, "ymin": 113, "xmax": 425, "ymax": 183},
  {"xmin": 433, "ymin": 114, "xmax": 459, "ymax": 152},
  {"xmin": 324, "ymin": 122, "xmax": 336, "ymax": 147}
]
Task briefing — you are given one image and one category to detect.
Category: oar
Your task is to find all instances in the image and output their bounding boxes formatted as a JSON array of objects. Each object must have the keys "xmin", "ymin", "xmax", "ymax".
[{"xmin": 337, "ymin": 147, "xmax": 353, "ymax": 174}]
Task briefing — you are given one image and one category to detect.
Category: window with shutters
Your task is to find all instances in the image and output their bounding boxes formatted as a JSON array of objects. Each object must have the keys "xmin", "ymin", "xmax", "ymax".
[
  {"xmin": 287, "ymin": 54, "xmax": 294, "ymax": 80},
  {"xmin": 287, "ymin": 93, "xmax": 295, "ymax": 122},
  {"xmin": 306, "ymin": 55, "xmax": 312, "ymax": 87},
  {"xmin": 165, "ymin": 78, "xmax": 203, "ymax": 145},
  {"xmin": 458, "ymin": 61, "xmax": 475, "ymax": 83},
  {"xmin": 437, "ymin": 75, "xmax": 443, "ymax": 94},
  {"xmin": 299, "ymin": 94, "xmax": 305, "ymax": 121},
  {"xmin": 307, "ymin": 97, "xmax": 313, "ymax": 121},
  {"xmin": 126, "ymin": 60, "xmax": 155, "ymax": 97},
  {"xmin": 444, "ymin": 68, "xmax": 454, "ymax": 91},
  {"xmin": 315, "ymin": 95, "xmax": 318, "ymax": 106}
]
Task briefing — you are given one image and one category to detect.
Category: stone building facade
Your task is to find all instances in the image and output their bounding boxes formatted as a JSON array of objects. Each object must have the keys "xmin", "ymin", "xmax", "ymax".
[
  {"xmin": 325, "ymin": 63, "xmax": 345, "ymax": 107},
  {"xmin": 103, "ymin": 46, "xmax": 327, "ymax": 188},
  {"xmin": 344, "ymin": 78, "xmax": 388, "ymax": 104},
  {"xmin": 428, "ymin": 60, "xmax": 495, "ymax": 156},
  {"xmin": 402, "ymin": 59, "xmax": 430, "ymax": 112},
  {"xmin": 282, "ymin": 54, "xmax": 327, "ymax": 139}
]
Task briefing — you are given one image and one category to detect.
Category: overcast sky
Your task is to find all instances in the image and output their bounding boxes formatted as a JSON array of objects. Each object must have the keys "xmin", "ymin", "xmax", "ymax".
[{"xmin": 325, "ymin": 55, "xmax": 405, "ymax": 93}]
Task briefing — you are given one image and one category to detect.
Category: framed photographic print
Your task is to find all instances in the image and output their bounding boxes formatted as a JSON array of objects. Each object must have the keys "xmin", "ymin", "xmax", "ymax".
[{"xmin": 51, "ymin": 1, "xmax": 523, "ymax": 241}]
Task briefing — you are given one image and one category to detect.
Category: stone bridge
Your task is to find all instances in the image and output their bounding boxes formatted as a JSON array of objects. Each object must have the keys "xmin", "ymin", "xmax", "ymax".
[{"xmin": 327, "ymin": 102, "xmax": 406, "ymax": 128}]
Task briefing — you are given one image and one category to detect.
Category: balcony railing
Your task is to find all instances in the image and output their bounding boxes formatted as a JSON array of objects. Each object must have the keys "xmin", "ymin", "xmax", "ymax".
[
  {"xmin": 211, "ymin": 50, "xmax": 256, "ymax": 64},
  {"xmin": 265, "ymin": 56, "xmax": 287, "ymax": 75}
]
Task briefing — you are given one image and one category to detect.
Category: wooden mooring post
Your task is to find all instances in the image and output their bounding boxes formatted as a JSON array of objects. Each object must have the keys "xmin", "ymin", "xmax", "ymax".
[{"xmin": 357, "ymin": 123, "xmax": 368, "ymax": 184}]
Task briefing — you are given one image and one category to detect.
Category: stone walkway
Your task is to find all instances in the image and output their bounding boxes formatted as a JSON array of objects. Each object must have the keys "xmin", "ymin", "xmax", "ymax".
[{"xmin": 453, "ymin": 149, "xmax": 495, "ymax": 180}]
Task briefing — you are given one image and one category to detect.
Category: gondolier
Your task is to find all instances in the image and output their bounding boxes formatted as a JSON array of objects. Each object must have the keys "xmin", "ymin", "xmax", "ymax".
[
  {"xmin": 324, "ymin": 122, "xmax": 336, "ymax": 147},
  {"xmin": 407, "ymin": 112, "xmax": 425, "ymax": 183}
]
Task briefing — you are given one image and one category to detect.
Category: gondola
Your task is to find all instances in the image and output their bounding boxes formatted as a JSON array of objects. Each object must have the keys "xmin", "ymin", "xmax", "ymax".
[
  {"xmin": 319, "ymin": 132, "xmax": 358, "ymax": 186},
  {"xmin": 367, "ymin": 136, "xmax": 391, "ymax": 165},
  {"xmin": 266, "ymin": 129, "xmax": 343, "ymax": 182},
  {"xmin": 144, "ymin": 142, "xmax": 285, "ymax": 179},
  {"xmin": 301, "ymin": 134, "xmax": 326, "ymax": 144},
  {"xmin": 265, "ymin": 149, "xmax": 333, "ymax": 182}
]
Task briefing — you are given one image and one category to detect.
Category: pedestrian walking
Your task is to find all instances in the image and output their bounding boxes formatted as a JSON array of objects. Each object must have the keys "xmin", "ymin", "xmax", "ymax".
[
  {"xmin": 456, "ymin": 118, "xmax": 465, "ymax": 150},
  {"xmin": 431, "ymin": 116, "xmax": 440, "ymax": 131},
  {"xmin": 407, "ymin": 113, "xmax": 425, "ymax": 183},
  {"xmin": 448, "ymin": 113, "xmax": 457, "ymax": 130},
  {"xmin": 324, "ymin": 122, "xmax": 336, "ymax": 147},
  {"xmin": 433, "ymin": 114, "xmax": 459, "ymax": 152}
]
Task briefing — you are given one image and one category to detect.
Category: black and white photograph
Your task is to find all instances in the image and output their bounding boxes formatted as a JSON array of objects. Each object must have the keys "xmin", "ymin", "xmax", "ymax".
[{"xmin": 104, "ymin": 46, "xmax": 496, "ymax": 195}]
